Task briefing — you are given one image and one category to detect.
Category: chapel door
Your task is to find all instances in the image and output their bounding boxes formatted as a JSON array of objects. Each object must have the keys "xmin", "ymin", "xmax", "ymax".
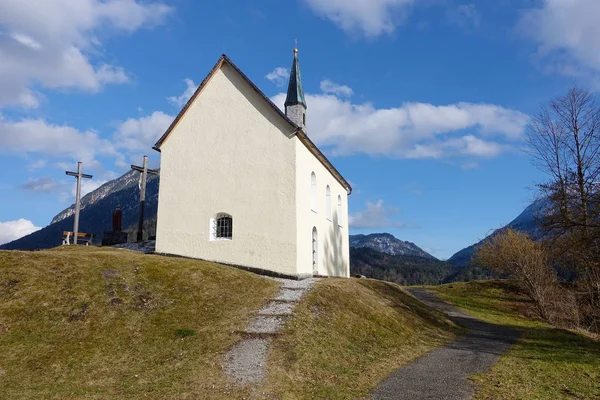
[{"xmin": 312, "ymin": 227, "xmax": 318, "ymax": 275}]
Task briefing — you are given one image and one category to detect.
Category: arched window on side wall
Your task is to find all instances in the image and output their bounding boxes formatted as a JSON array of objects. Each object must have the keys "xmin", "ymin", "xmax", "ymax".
[
  {"xmin": 311, "ymin": 172, "xmax": 318, "ymax": 212},
  {"xmin": 326, "ymin": 185, "xmax": 332, "ymax": 220},
  {"xmin": 337, "ymin": 195, "xmax": 343, "ymax": 227},
  {"xmin": 211, "ymin": 213, "xmax": 233, "ymax": 240}
]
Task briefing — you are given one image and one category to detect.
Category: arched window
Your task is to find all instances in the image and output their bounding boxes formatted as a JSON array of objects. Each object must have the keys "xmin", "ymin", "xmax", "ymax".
[
  {"xmin": 311, "ymin": 172, "xmax": 318, "ymax": 212},
  {"xmin": 337, "ymin": 195, "xmax": 343, "ymax": 226},
  {"xmin": 211, "ymin": 213, "xmax": 233, "ymax": 240},
  {"xmin": 326, "ymin": 185, "xmax": 332, "ymax": 220}
]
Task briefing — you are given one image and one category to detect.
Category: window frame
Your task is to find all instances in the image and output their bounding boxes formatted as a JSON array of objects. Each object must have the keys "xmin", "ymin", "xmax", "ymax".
[
  {"xmin": 210, "ymin": 213, "xmax": 233, "ymax": 241},
  {"xmin": 311, "ymin": 172, "xmax": 318, "ymax": 213},
  {"xmin": 325, "ymin": 185, "xmax": 332, "ymax": 221}
]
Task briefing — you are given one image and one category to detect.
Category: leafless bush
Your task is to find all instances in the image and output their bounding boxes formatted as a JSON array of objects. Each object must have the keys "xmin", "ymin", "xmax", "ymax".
[{"xmin": 475, "ymin": 228, "xmax": 565, "ymax": 322}]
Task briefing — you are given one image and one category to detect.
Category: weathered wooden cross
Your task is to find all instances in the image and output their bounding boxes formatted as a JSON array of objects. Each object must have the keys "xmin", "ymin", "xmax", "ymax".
[
  {"xmin": 65, "ymin": 161, "xmax": 93, "ymax": 245},
  {"xmin": 131, "ymin": 155, "xmax": 159, "ymax": 242}
]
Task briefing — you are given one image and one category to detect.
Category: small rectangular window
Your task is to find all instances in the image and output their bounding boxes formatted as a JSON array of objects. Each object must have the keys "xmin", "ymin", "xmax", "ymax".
[{"xmin": 212, "ymin": 213, "xmax": 233, "ymax": 240}]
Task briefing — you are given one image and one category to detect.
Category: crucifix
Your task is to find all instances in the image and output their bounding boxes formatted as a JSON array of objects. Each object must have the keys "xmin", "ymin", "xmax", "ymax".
[
  {"xmin": 131, "ymin": 155, "xmax": 159, "ymax": 242},
  {"xmin": 65, "ymin": 161, "xmax": 93, "ymax": 245}
]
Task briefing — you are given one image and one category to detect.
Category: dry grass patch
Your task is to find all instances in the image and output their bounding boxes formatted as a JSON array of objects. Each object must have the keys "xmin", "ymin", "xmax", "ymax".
[
  {"xmin": 428, "ymin": 280, "xmax": 600, "ymax": 399},
  {"xmin": 0, "ymin": 246, "xmax": 279, "ymax": 399},
  {"xmin": 262, "ymin": 279, "xmax": 463, "ymax": 399}
]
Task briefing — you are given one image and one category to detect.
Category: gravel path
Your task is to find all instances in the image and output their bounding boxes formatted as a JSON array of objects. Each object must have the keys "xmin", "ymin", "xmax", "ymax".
[
  {"xmin": 371, "ymin": 289, "xmax": 519, "ymax": 400},
  {"xmin": 223, "ymin": 277, "xmax": 319, "ymax": 385}
]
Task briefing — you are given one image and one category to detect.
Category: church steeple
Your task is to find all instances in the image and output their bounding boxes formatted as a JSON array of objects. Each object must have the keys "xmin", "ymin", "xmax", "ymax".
[{"xmin": 285, "ymin": 48, "xmax": 307, "ymax": 130}]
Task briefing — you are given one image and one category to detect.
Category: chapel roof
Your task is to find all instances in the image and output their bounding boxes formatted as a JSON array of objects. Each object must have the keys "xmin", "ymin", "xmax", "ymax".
[
  {"xmin": 153, "ymin": 54, "xmax": 351, "ymax": 194},
  {"xmin": 284, "ymin": 49, "xmax": 307, "ymax": 109}
]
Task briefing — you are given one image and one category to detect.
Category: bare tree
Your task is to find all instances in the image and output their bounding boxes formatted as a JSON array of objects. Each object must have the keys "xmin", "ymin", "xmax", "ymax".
[
  {"xmin": 475, "ymin": 229, "xmax": 559, "ymax": 321},
  {"xmin": 526, "ymin": 85, "xmax": 600, "ymax": 329}
]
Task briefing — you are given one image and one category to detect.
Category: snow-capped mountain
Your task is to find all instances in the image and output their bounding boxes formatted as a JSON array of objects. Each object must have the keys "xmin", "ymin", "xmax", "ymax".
[
  {"xmin": 349, "ymin": 233, "xmax": 438, "ymax": 260},
  {"xmin": 0, "ymin": 170, "xmax": 160, "ymax": 250}
]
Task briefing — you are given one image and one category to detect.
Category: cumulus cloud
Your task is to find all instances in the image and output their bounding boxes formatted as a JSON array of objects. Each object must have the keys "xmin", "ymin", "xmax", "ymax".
[
  {"xmin": 349, "ymin": 200, "xmax": 407, "ymax": 229},
  {"xmin": 0, "ymin": 219, "xmax": 41, "ymax": 245},
  {"xmin": 0, "ymin": 115, "xmax": 118, "ymax": 165},
  {"xmin": 271, "ymin": 82, "xmax": 529, "ymax": 159},
  {"xmin": 265, "ymin": 67, "xmax": 290, "ymax": 86},
  {"xmin": 519, "ymin": 0, "xmax": 600, "ymax": 80},
  {"xmin": 303, "ymin": 0, "xmax": 413, "ymax": 37},
  {"xmin": 167, "ymin": 78, "xmax": 196, "ymax": 108},
  {"xmin": 112, "ymin": 111, "xmax": 174, "ymax": 153},
  {"xmin": 320, "ymin": 80, "xmax": 353, "ymax": 97},
  {"xmin": 0, "ymin": 0, "xmax": 173, "ymax": 108}
]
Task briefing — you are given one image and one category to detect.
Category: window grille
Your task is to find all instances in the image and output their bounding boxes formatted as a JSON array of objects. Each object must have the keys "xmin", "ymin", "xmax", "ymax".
[{"xmin": 214, "ymin": 213, "xmax": 233, "ymax": 240}]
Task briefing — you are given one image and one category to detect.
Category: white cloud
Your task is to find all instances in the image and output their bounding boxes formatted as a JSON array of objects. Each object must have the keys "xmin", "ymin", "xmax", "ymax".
[
  {"xmin": 519, "ymin": 0, "xmax": 600, "ymax": 80},
  {"xmin": 0, "ymin": 0, "xmax": 173, "ymax": 108},
  {"xmin": 349, "ymin": 199, "xmax": 406, "ymax": 229},
  {"xmin": 112, "ymin": 111, "xmax": 174, "ymax": 153},
  {"xmin": 0, "ymin": 219, "xmax": 41, "ymax": 245},
  {"xmin": 19, "ymin": 177, "xmax": 63, "ymax": 193},
  {"xmin": 446, "ymin": 4, "xmax": 480, "ymax": 28},
  {"xmin": 167, "ymin": 78, "xmax": 196, "ymax": 108},
  {"xmin": 271, "ymin": 84, "xmax": 529, "ymax": 159},
  {"xmin": 266, "ymin": 67, "xmax": 290, "ymax": 87},
  {"xmin": 0, "ymin": 115, "xmax": 117, "ymax": 165},
  {"xmin": 303, "ymin": 0, "xmax": 413, "ymax": 37},
  {"xmin": 320, "ymin": 80, "xmax": 353, "ymax": 97}
]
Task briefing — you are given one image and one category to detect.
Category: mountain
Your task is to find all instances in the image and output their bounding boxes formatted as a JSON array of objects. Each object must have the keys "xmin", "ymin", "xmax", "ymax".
[
  {"xmin": 350, "ymin": 247, "xmax": 459, "ymax": 285},
  {"xmin": 349, "ymin": 233, "xmax": 438, "ymax": 260},
  {"xmin": 0, "ymin": 170, "xmax": 160, "ymax": 250},
  {"xmin": 447, "ymin": 198, "xmax": 548, "ymax": 267}
]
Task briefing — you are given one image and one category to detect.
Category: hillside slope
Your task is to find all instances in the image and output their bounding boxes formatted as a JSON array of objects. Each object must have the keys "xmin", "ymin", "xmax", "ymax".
[
  {"xmin": 448, "ymin": 199, "xmax": 547, "ymax": 267},
  {"xmin": 0, "ymin": 246, "xmax": 278, "ymax": 399},
  {"xmin": 263, "ymin": 278, "xmax": 462, "ymax": 398},
  {"xmin": 0, "ymin": 247, "xmax": 461, "ymax": 399},
  {"xmin": 0, "ymin": 171, "xmax": 159, "ymax": 250},
  {"xmin": 350, "ymin": 247, "xmax": 459, "ymax": 285},
  {"xmin": 428, "ymin": 280, "xmax": 600, "ymax": 399}
]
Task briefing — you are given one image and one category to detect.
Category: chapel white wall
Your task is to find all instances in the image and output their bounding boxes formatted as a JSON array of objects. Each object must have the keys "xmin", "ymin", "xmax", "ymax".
[
  {"xmin": 155, "ymin": 64, "xmax": 299, "ymax": 276},
  {"xmin": 295, "ymin": 139, "xmax": 350, "ymax": 278}
]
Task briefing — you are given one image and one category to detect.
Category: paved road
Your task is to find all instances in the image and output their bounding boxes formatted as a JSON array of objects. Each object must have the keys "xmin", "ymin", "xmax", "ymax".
[{"xmin": 371, "ymin": 289, "xmax": 519, "ymax": 400}]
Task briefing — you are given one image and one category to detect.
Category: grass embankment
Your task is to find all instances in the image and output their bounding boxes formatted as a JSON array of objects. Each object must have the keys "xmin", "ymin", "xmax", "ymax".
[
  {"xmin": 0, "ymin": 246, "xmax": 279, "ymax": 399},
  {"xmin": 428, "ymin": 280, "xmax": 600, "ymax": 400},
  {"xmin": 262, "ymin": 279, "xmax": 463, "ymax": 399}
]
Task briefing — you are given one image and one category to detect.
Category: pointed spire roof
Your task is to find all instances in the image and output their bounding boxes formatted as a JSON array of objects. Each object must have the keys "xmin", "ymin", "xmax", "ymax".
[{"xmin": 285, "ymin": 48, "xmax": 307, "ymax": 109}]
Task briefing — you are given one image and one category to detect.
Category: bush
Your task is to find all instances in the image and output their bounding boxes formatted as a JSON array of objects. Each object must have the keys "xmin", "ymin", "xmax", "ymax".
[{"xmin": 475, "ymin": 229, "xmax": 566, "ymax": 323}]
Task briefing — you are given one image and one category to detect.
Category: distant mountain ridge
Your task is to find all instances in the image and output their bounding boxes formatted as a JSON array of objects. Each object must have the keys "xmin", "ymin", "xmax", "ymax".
[
  {"xmin": 349, "ymin": 233, "xmax": 438, "ymax": 260},
  {"xmin": 448, "ymin": 198, "xmax": 548, "ymax": 267}
]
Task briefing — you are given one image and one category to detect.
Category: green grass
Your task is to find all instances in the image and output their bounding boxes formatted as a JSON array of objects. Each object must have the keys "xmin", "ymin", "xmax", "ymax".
[
  {"xmin": 262, "ymin": 279, "xmax": 464, "ymax": 399},
  {"xmin": 427, "ymin": 280, "xmax": 600, "ymax": 400},
  {"xmin": 0, "ymin": 246, "xmax": 279, "ymax": 399}
]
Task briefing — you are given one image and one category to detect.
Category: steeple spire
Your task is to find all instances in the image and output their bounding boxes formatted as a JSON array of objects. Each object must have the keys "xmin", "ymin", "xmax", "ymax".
[{"xmin": 285, "ymin": 47, "xmax": 307, "ymax": 130}]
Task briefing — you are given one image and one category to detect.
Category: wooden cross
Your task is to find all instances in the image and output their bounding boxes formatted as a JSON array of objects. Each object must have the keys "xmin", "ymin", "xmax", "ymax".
[
  {"xmin": 131, "ymin": 155, "xmax": 159, "ymax": 242},
  {"xmin": 65, "ymin": 161, "xmax": 93, "ymax": 245}
]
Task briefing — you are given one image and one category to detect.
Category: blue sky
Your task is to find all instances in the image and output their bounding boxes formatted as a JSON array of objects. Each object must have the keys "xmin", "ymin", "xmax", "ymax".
[{"xmin": 1, "ymin": 0, "xmax": 599, "ymax": 259}]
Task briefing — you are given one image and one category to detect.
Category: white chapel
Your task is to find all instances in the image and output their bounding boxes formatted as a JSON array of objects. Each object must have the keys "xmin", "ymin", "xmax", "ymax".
[{"xmin": 153, "ymin": 50, "xmax": 352, "ymax": 279}]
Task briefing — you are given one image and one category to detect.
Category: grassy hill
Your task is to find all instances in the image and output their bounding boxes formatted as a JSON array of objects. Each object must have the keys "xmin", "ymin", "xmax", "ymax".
[
  {"xmin": 427, "ymin": 280, "xmax": 600, "ymax": 399},
  {"xmin": 0, "ymin": 247, "xmax": 461, "ymax": 399},
  {"xmin": 0, "ymin": 246, "xmax": 280, "ymax": 399}
]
